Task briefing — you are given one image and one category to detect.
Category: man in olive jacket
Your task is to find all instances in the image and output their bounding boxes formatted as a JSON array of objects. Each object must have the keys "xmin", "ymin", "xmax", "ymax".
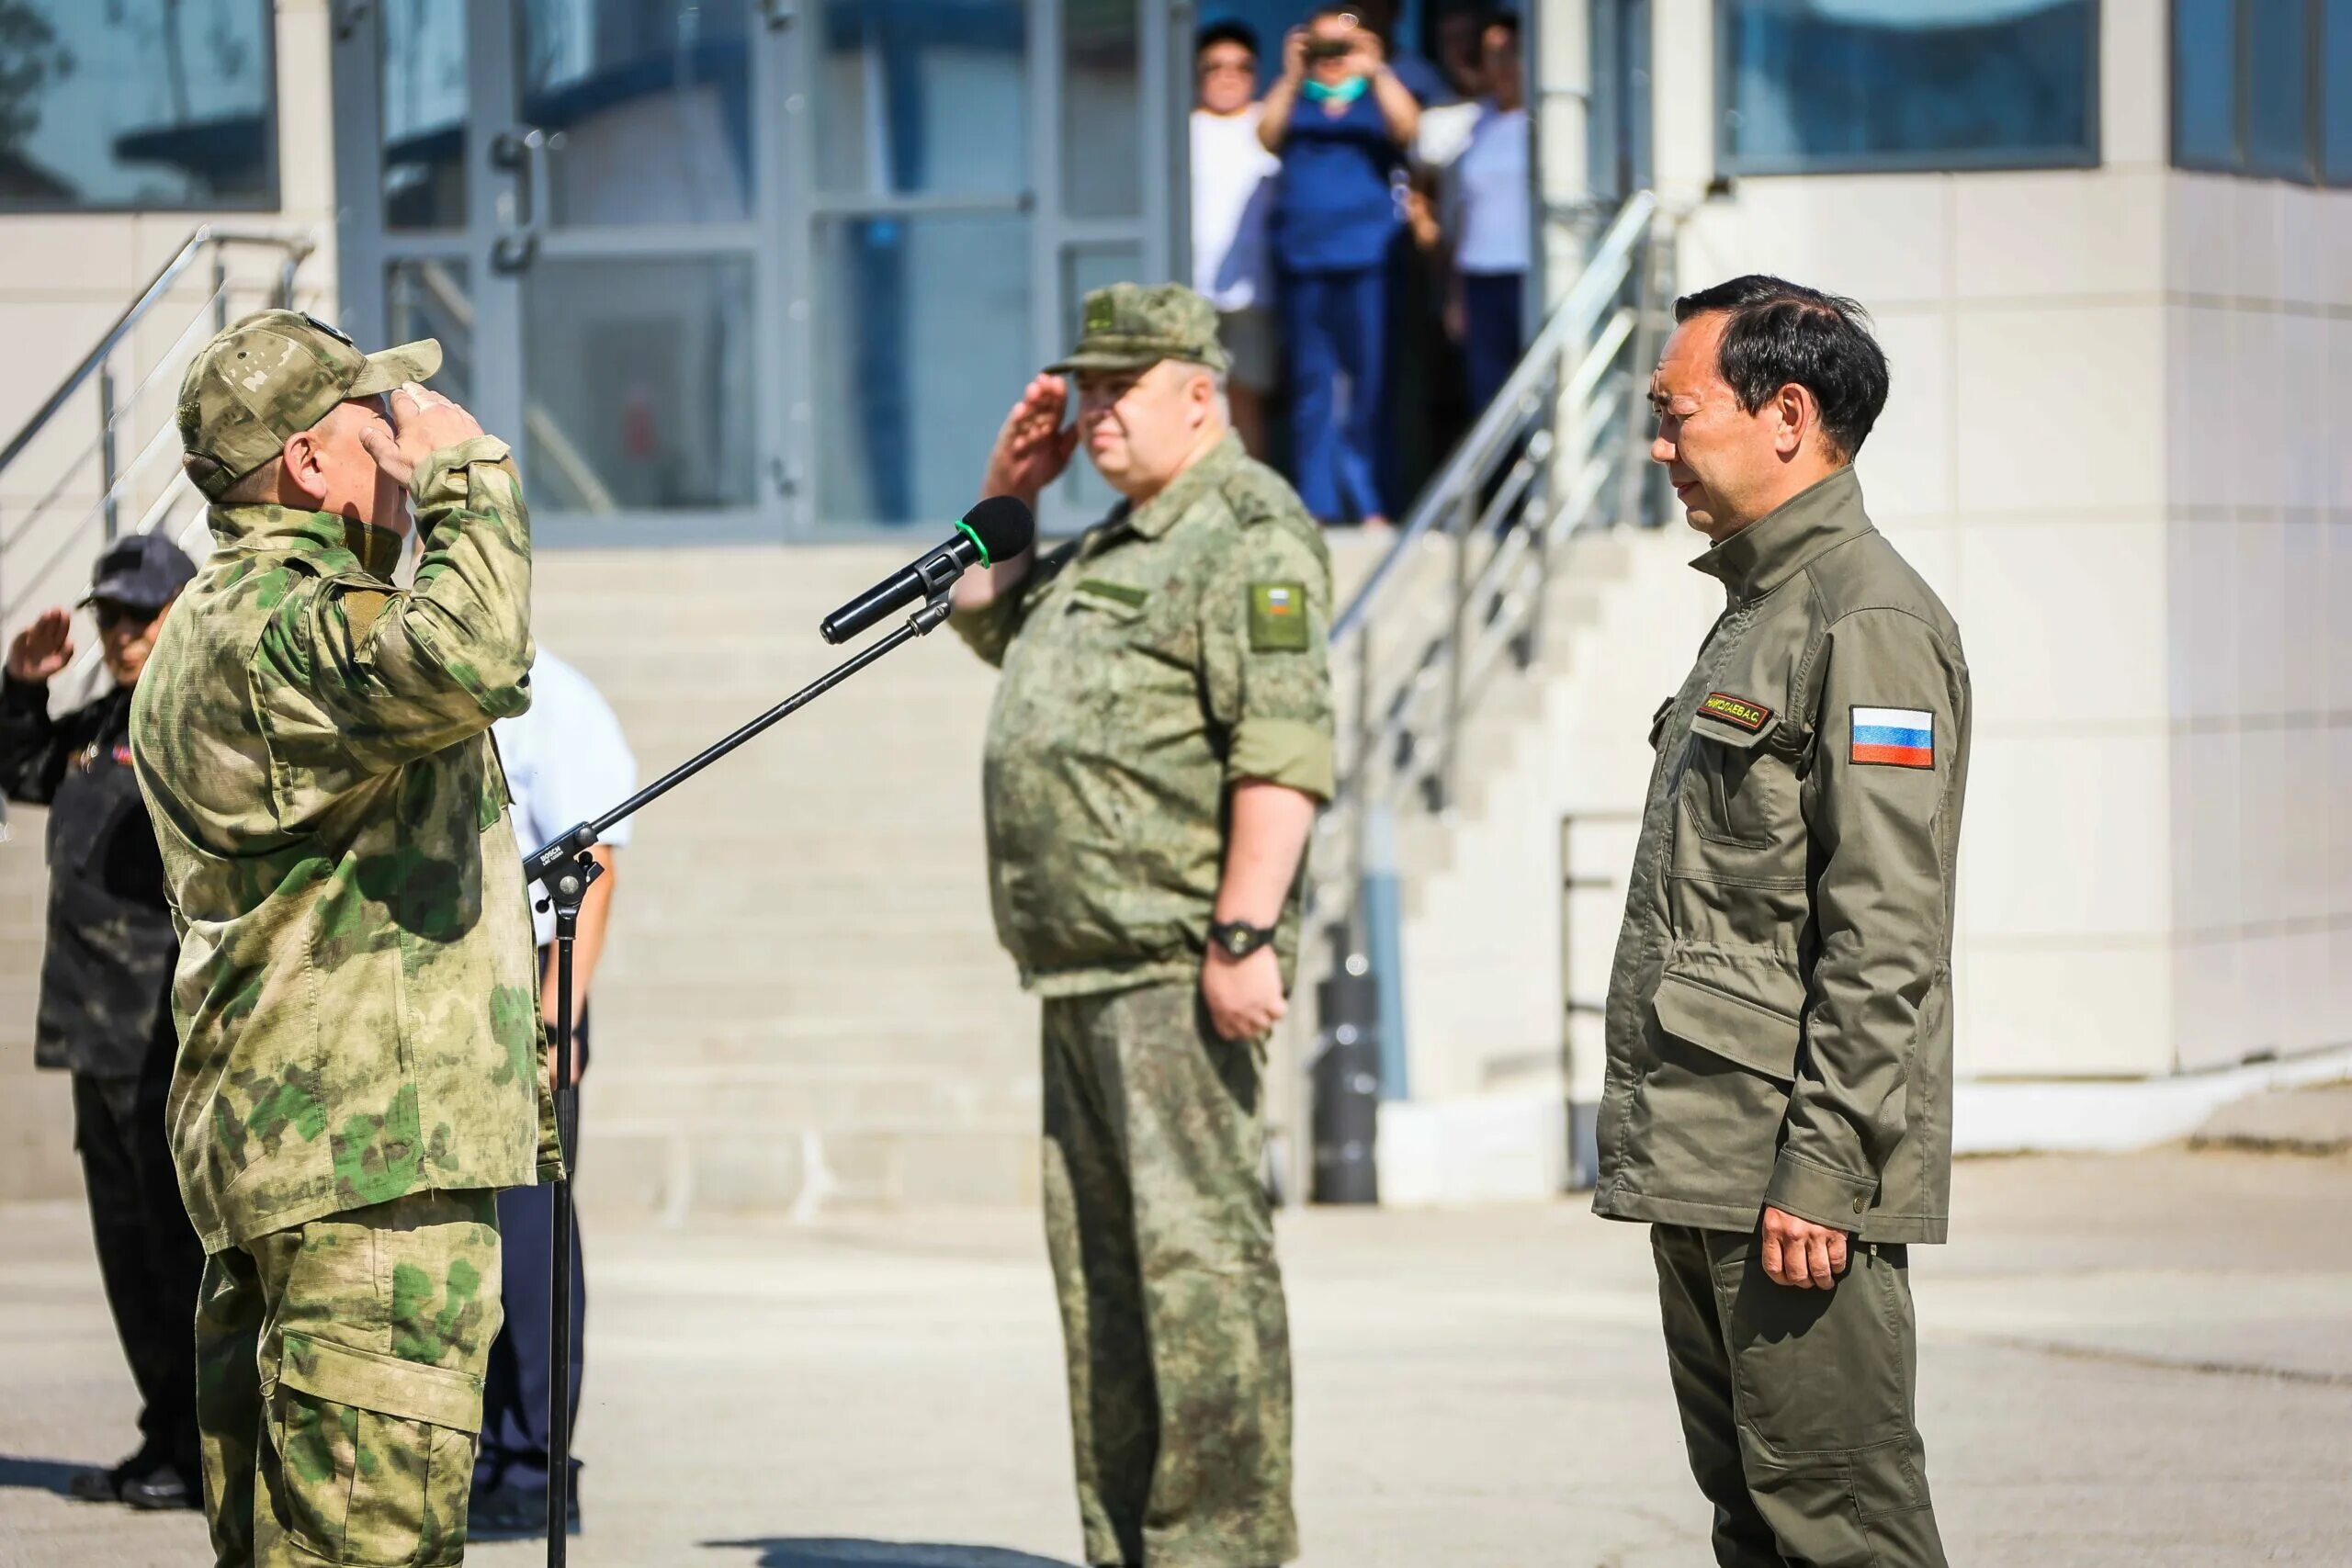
[{"xmin": 1595, "ymin": 276, "xmax": 1969, "ymax": 1568}]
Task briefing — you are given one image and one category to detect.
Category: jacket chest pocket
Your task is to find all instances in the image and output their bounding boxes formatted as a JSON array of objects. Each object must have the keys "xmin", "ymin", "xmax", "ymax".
[{"xmin": 1681, "ymin": 716, "xmax": 1794, "ymax": 851}]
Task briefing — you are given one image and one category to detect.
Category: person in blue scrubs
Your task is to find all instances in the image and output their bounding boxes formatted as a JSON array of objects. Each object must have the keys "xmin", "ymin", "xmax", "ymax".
[{"xmin": 1261, "ymin": 7, "xmax": 1420, "ymax": 525}]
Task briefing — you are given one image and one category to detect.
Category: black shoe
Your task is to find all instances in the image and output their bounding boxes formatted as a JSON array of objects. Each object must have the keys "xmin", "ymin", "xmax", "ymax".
[
  {"xmin": 65, "ymin": 1466, "xmax": 126, "ymax": 1504},
  {"xmin": 467, "ymin": 1480, "xmax": 581, "ymax": 1542},
  {"xmin": 121, "ymin": 1464, "xmax": 198, "ymax": 1511}
]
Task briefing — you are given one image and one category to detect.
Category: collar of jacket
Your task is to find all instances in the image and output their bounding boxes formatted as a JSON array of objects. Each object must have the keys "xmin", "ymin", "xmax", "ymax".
[
  {"xmin": 208, "ymin": 503, "xmax": 406, "ymax": 581},
  {"xmin": 1690, "ymin": 465, "xmax": 1873, "ymax": 607},
  {"xmin": 1111, "ymin": 429, "xmax": 1244, "ymax": 540}
]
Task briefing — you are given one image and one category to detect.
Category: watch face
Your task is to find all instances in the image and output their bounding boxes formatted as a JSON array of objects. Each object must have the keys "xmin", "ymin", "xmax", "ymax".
[{"xmin": 1223, "ymin": 927, "xmax": 1251, "ymax": 956}]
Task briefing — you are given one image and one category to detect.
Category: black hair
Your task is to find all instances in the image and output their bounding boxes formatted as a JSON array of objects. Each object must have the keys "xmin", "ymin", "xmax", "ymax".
[
  {"xmin": 1196, "ymin": 19, "xmax": 1260, "ymax": 59},
  {"xmin": 1672, "ymin": 275, "xmax": 1890, "ymax": 461}
]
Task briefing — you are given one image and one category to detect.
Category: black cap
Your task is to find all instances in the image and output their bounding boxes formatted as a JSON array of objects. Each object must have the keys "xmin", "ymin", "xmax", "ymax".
[{"xmin": 83, "ymin": 533, "xmax": 198, "ymax": 613}]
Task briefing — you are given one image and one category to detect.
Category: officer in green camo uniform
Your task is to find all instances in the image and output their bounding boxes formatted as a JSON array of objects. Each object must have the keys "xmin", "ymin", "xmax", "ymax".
[
  {"xmin": 1598, "ymin": 276, "xmax": 1971, "ymax": 1567},
  {"xmin": 954, "ymin": 283, "xmax": 1333, "ymax": 1568},
  {"xmin": 130, "ymin": 310, "xmax": 555, "ymax": 1567}
]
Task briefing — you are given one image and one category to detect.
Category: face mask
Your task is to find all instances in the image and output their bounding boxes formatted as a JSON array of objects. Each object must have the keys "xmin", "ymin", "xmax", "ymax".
[{"xmin": 1303, "ymin": 74, "xmax": 1369, "ymax": 105}]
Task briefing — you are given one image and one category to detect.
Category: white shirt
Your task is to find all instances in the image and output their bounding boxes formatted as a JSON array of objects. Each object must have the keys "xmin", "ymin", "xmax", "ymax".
[
  {"xmin": 1191, "ymin": 105, "xmax": 1281, "ymax": 311},
  {"xmin": 494, "ymin": 649, "xmax": 639, "ymax": 948},
  {"xmin": 1449, "ymin": 104, "xmax": 1531, "ymax": 276}
]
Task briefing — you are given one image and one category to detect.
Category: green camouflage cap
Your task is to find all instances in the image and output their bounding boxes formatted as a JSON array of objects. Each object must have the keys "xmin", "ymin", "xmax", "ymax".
[
  {"xmin": 1046, "ymin": 282, "xmax": 1230, "ymax": 377},
  {"xmin": 176, "ymin": 308, "xmax": 442, "ymax": 499}
]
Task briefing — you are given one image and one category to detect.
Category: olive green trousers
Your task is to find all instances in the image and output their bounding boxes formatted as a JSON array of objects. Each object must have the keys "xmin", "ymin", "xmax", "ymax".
[
  {"xmin": 196, "ymin": 1190, "xmax": 503, "ymax": 1567},
  {"xmin": 1041, "ymin": 981, "xmax": 1297, "ymax": 1568},
  {"xmin": 1651, "ymin": 1224, "xmax": 1948, "ymax": 1568}
]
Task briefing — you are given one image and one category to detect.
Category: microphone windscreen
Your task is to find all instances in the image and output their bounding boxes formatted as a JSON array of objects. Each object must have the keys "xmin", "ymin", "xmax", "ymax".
[{"xmin": 964, "ymin": 494, "xmax": 1035, "ymax": 562}]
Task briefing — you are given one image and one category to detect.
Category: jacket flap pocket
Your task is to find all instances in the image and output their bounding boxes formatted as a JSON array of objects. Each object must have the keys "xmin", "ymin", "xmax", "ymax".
[
  {"xmin": 1069, "ymin": 579, "xmax": 1148, "ymax": 620},
  {"xmin": 1652, "ymin": 973, "xmax": 1800, "ymax": 1084},
  {"xmin": 279, "ymin": 1331, "xmax": 483, "ymax": 1431}
]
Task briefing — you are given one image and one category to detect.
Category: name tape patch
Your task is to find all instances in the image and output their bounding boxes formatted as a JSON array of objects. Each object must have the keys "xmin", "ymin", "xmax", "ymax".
[
  {"xmin": 1249, "ymin": 581, "xmax": 1308, "ymax": 652},
  {"xmin": 1851, "ymin": 705, "xmax": 1935, "ymax": 769},
  {"xmin": 1699, "ymin": 692, "xmax": 1772, "ymax": 733}
]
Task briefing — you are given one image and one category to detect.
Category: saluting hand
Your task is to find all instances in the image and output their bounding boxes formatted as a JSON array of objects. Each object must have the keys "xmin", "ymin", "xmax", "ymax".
[
  {"xmin": 358, "ymin": 381, "xmax": 486, "ymax": 490},
  {"xmin": 1759, "ymin": 1205, "xmax": 1849, "ymax": 1290},
  {"xmin": 982, "ymin": 375, "xmax": 1080, "ymax": 505},
  {"xmin": 5, "ymin": 607, "xmax": 74, "ymax": 683},
  {"xmin": 1203, "ymin": 945, "xmax": 1287, "ymax": 1043}
]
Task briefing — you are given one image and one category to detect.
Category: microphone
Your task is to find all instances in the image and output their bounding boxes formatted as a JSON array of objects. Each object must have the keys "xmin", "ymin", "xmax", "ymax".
[{"xmin": 819, "ymin": 496, "xmax": 1036, "ymax": 645}]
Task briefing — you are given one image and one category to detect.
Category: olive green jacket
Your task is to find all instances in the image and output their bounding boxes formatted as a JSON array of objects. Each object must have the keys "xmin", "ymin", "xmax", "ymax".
[
  {"xmin": 1593, "ymin": 468, "xmax": 1970, "ymax": 1245},
  {"xmin": 130, "ymin": 437, "xmax": 556, "ymax": 1253},
  {"xmin": 954, "ymin": 434, "xmax": 1335, "ymax": 997}
]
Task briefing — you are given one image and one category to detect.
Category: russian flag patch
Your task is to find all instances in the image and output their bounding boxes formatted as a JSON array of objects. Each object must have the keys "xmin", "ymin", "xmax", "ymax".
[{"xmin": 1851, "ymin": 706, "xmax": 1934, "ymax": 769}]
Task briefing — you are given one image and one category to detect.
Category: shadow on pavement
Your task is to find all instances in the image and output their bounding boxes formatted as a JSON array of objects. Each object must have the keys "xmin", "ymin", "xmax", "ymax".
[
  {"xmin": 704, "ymin": 1541, "xmax": 1081, "ymax": 1568},
  {"xmin": 0, "ymin": 1455, "xmax": 92, "ymax": 1496}
]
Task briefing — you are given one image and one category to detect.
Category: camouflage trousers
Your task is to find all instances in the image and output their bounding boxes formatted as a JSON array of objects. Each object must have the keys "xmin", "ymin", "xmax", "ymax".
[
  {"xmin": 196, "ymin": 1190, "xmax": 503, "ymax": 1566},
  {"xmin": 1041, "ymin": 980, "xmax": 1297, "ymax": 1568},
  {"xmin": 1652, "ymin": 1224, "xmax": 1948, "ymax": 1568}
]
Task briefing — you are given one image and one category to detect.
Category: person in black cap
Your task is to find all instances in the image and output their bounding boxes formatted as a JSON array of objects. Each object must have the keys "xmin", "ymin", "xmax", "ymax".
[{"xmin": 1, "ymin": 530, "xmax": 205, "ymax": 1510}]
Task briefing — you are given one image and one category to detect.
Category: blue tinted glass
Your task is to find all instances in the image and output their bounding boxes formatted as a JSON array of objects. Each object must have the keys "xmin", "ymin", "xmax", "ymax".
[
  {"xmin": 2173, "ymin": 0, "xmax": 2240, "ymax": 168},
  {"xmin": 1722, "ymin": 0, "xmax": 2097, "ymax": 172},
  {"xmin": 2328, "ymin": 0, "xmax": 2352, "ymax": 181},
  {"xmin": 816, "ymin": 213, "xmax": 1034, "ymax": 526},
  {"xmin": 815, "ymin": 0, "xmax": 1027, "ymax": 197},
  {"xmin": 2245, "ymin": 0, "xmax": 2313, "ymax": 180},
  {"xmin": 0, "ymin": 1, "xmax": 275, "ymax": 211}
]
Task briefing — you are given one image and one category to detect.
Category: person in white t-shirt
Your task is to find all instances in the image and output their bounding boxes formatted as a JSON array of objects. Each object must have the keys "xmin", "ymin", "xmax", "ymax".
[
  {"xmin": 1444, "ymin": 12, "xmax": 1532, "ymax": 417},
  {"xmin": 470, "ymin": 646, "xmax": 638, "ymax": 1540},
  {"xmin": 1191, "ymin": 20, "xmax": 1282, "ymax": 457}
]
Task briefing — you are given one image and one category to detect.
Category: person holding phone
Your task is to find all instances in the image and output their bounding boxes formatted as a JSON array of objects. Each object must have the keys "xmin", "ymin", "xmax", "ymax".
[{"xmin": 1260, "ymin": 7, "xmax": 1419, "ymax": 526}]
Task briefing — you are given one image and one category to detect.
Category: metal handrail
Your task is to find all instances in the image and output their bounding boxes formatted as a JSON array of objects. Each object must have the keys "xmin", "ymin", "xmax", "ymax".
[
  {"xmin": 0, "ymin": 226, "xmax": 314, "ymax": 482},
  {"xmin": 1332, "ymin": 191, "xmax": 1657, "ymax": 644}
]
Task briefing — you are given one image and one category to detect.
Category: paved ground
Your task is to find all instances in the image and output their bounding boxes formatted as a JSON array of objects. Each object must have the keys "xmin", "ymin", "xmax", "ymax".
[{"xmin": 5, "ymin": 1146, "xmax": 2349, "ymax": 1568}]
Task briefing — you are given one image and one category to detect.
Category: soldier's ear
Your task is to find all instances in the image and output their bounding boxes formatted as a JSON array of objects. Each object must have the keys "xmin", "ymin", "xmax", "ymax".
[
  {"xmin": 280, "ymin": 429, "xmax": 331, "ymax": 507},
  {"xmin": 1770, "ymin": 381, "xmax": 1814, "ymax": 459}
]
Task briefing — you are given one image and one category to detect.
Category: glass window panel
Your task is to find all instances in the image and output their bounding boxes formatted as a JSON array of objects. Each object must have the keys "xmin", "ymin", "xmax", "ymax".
[
  {"xmin": 518, "ymin": 0, "xmax": 754, "ymax": 224},
  {"xmin": 2245, "ymin": 0, "xmax": 2313, "ymax": 180},
  {"xmin": 521, "ymin": 257, "xmax": 757, "ymax": 512},
  {"xmin": 1057, "ymin": 243, "xmax": 1145, "ymax": 522},
  {"xmin": 815, "ymin": 212, "xmax": 1032, "ymax": 526},
  {"xmin": 383, "ymin": 0, "xmax": 469, "ymax": 230},
  {"xmin": 2327, "ymin": 0, "xmax": 2352, "ymax": 182},
  {"xmin": 1720, "ymin": 0, "xmax": 2097, "ymax": 174},
  {"xmin": 814, "ymin": 0, "xmax": 1026, "ymax": 197},
  {"xmin": 2172, "ymin": 0, "xmax": 2240, "ymax": 170},
  {"xmin": 387, "ymin": 260, "xmax": 476, "ymax": 408},
  {"xmin": 1063, "ymin": 0, "xmax": 1140, "ymax": 217},
  {"xmin": 0, "ymin": 1, "xmax": 274, "ymax": 211}
]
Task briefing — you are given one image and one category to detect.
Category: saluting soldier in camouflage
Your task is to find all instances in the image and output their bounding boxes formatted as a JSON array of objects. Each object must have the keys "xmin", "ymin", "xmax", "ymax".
[
  {"xmin": 131, "ymin": 309, "xmax": 554, "ymax": 1567},
  {"xmin": 1597, "ymin": 276, "xmax": 1970, "ymax": 1567},
  {"xmin": 955, "ymin": 283, "xmax": 1331, "ymax": 1568}
]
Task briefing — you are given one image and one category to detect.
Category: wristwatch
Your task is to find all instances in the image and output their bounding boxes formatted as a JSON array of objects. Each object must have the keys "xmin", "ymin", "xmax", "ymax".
[{"xmin": 1209, "ymin": 918, "xmax": 1276, "ymax": 961}]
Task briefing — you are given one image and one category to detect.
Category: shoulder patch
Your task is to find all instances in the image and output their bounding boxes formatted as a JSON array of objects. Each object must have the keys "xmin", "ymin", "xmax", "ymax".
[
  {"xmin": 1699, "ymin": 692, "xmax": 1771, "ymax": 733},
  {"xmin": 1249, "ymin": 581, "xmax": 1309, "ymax": 652},
  {"xmin": 336, "ymin": 586, "xmax": 394, "ymax": 641},
  {"xmin": 1850, "ymin": 706, "xmax": 1935, "ymax": 769}
]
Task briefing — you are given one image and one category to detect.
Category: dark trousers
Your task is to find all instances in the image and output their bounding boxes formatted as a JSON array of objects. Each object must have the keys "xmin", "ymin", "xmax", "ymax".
[
  {"xmin": 1282, "ymin": 264, "xmax": 1389, "ymax": 523},
  {"xmin": 1461, "ymin": 270, "xmax": 1526, "ymax": 419},
  {"xmin": 1651, "ymin": 1224, "xmax": 1947, "ymax": 1568},
  {"xmin": 474, "ymin": 988, "xmax": 588, "ymax": 1495},
  {"xmin": 72, "ymin": 1049, "xmax": 205, "ymax": 1476},
  {"xmin": 1041, "ymin": 981, "xmax": 1296, "ymax": 1568}
]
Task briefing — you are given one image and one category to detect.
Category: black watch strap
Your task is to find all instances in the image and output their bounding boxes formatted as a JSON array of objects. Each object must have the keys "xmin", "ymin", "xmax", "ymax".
[{"xmin": 1210, "ymin": 918, "xmax": 1275, "ymax": 960}]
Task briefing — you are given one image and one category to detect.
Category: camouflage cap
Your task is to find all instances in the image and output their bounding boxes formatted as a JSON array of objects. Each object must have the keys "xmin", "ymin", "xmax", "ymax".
[
  {"xmin": 1046, "ymin": 282, "xmax": 1230, "ymax": 377},
  {"xmin": 176, "ymin": 309, "xmax": 442, "ymax": 499}
]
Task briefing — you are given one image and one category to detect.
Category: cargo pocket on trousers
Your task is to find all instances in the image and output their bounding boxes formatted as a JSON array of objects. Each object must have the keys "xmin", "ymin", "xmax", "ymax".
[{"xmin": 275, "ymin": 1331, "xmax": 484, "ymax": 1566}]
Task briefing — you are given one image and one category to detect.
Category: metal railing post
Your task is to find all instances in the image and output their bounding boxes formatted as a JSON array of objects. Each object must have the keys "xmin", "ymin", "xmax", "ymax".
[
  {"xmin": 97, "ymin": 360, "xmax": 119, "ymax": 544},
  {"xmin": 1618, "ymin": 224, "xmax": 1664, "ymax": 529},
  {"xmin": 1436, "ymin": 488, "xmax": 1473, "ymax": 812},
  {"xmin": 212, "ymin": 244, "xmax": 231, "ymax": 333}
]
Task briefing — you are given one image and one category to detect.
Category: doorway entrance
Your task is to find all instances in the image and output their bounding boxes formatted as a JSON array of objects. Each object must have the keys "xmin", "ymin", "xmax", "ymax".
[{"xmin": 331, "ymin": 1, "xmax": 1177, "ymax": 542}]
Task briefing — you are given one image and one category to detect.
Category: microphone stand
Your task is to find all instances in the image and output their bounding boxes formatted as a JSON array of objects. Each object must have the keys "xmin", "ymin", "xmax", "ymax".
[{"xmin": 520, "ymin": 592, "xmax": 956, "ymax": 1564}]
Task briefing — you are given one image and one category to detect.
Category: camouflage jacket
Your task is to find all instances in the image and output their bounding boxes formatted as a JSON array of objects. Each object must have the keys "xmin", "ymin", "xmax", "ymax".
[
  {"xmin": 1594, "ymin": 468, "xmax": 1971, "ymax": 1245},
  {"xmin": 0, "ymin": 676, "xmax": 177, "ymax": 1075},
  {"xmin": 954, "ymin": 433, "xmax": 1335, "ymax": 996},
  {"xmin": 130, "ymin": 436, "xmax": 555, "ymax": 1254}
]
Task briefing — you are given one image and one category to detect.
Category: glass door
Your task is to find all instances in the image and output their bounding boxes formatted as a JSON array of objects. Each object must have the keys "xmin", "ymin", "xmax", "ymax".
[{"xmin": 334, "ymin": 0, "xmax": 789, "ymax": 544}]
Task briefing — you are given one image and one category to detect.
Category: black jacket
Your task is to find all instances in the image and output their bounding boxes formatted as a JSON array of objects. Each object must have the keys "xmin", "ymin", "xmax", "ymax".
[{"xmin": 0, "ymin": 674, "xmax": 177, "ymax": 1076}]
